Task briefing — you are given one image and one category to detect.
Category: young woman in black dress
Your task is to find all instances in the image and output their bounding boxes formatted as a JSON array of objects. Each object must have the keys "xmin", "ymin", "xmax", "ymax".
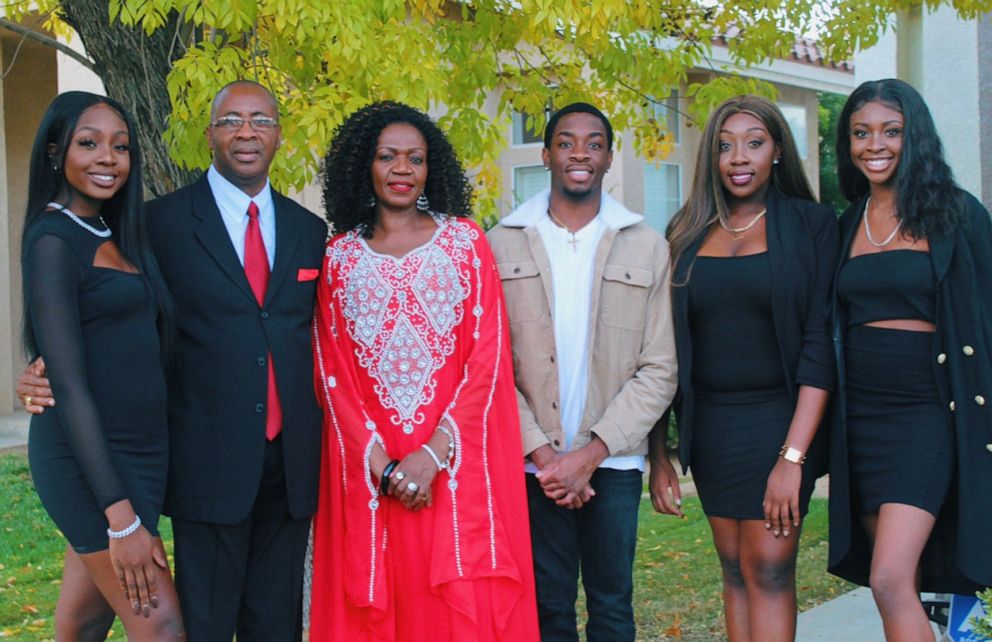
[
  {"xmin": 653, "ymin": 95, "xmax": 836, "ymax": 641},
  {"xmin": 829, "ymin": 79, "xmax": 992, "ymax": 641},
  {"xmin": 21, "ymin": 92, "xmax": 183, "ymax": 640}
]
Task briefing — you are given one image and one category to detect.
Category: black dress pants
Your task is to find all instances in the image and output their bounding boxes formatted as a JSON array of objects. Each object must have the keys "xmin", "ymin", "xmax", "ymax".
[{"xmin": 172, "ymin": 436, "xmax": 311, "ymax": 642}]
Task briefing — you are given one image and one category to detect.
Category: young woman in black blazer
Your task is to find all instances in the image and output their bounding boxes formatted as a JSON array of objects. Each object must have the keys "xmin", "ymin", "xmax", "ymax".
[
  {"xmin": 829, "ymin": 78, "xmax": 992, "ymax": 640},
  {"xmin": 651, "ymin": 95, "xmax": 836, "ymax": 642}
]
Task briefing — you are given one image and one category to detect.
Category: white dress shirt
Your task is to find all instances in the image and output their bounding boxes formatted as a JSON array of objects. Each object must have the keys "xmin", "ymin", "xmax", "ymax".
[{"xmin": 207, "ymin": 164, "xmax": 276, "ymax": 269}]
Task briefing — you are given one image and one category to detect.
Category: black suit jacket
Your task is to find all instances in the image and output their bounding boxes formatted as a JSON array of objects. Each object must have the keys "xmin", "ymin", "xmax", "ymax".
[
  {"xmin": 668, "ymin": 187, "xmax": 838, "ymax": 473},
  {"xmin": 828, "ymin": 190, "xmax": 992, "ymax": 592},
  {"xmin": 147, "ymin": 175, "xmax": 327, "ymax": 524}
]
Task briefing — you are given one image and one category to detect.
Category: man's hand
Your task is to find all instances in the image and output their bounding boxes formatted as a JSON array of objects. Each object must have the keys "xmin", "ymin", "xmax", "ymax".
[
  {"xmin": 535, "ymin": 437, "xmax": 608, "ymax": 509},
  {"xmin": 648, "ymin": 454, "xmax": 683, "ymax": 517},
  {"xmin": 16, "ymin": 357, "xmax": 53, "ymax": 414}
]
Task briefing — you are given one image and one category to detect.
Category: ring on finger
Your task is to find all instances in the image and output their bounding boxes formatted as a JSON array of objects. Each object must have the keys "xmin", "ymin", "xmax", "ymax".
[
  {"xmin": 407, "ymin": 481, "xmax": 419, "ymax": 493},
  {"xmin": 394, "ymin": 471, "xmax": 406, "ymax": 481},
  {"xmin": 22, "ymin": 395, "xmax": 32, "ymax": 406}
]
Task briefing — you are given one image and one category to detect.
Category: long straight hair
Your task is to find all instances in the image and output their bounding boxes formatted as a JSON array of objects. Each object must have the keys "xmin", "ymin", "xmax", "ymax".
[
  {"xmin": 835, "ymin": 79, "xmax": 962, "ymax": 238},
  {"xmin": 666, "ymin": 95, "xmax": 815, "ymax": 270},
  {"xmin": 22, "ymin": 91, "xmax": 174, "ymax": 358}
]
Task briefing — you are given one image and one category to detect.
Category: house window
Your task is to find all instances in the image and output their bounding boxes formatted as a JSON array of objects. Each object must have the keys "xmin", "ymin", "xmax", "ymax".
[
  {"xmin": 512, "ymin": 111, "xmax": 545, "ymax": 146},
  {"xmin": 652, "ymin": 90, "xmax": 680, "ymax": 145},
  {"xmin": 513, "ymin": 165, "xmax": 550, "ymax": 206},
  {"xmin": 643, "ymin": 162, "xmax": 682, "ymax": 233},
  {"xmin": 778, "ymin": 103, "xmax": 808, "ymax": 159}
]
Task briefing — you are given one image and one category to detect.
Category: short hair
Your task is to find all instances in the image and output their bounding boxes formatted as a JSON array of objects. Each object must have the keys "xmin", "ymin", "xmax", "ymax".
[
  {"xmin": 835, "ymin": 78, "xmax": 961, "ymax": 238},
  {"xmin": 543, "ymin": 102, "xmax": 614, "ymax": 150},
  {"xmin": 210, "ymin": 80, "xmax": 279, "ymax": 121},
  {"xmin": 321, "ymin": 101, "xmax": 473, "ymax": 235}
]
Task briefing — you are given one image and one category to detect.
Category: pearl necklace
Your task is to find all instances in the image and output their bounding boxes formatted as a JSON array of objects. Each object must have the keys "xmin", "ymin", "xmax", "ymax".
[
  {"xmin": 47, "ymin": 202, "xmax": 112, "ymax": 238},
  {"xmin": 719, "ymin": 208, "xmax": 767, "ymax": 240},
  {"xmin": 863, "ymin": 197, "xmax": 902, "ymax": 248}
]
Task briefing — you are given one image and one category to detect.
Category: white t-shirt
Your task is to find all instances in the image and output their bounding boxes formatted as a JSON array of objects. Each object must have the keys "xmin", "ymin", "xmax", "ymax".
[{"xmin": 525, "ymin": 214, "xmax": 645, "ymax": 474}]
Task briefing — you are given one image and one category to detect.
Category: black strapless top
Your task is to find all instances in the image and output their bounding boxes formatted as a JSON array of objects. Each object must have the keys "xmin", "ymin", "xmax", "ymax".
[{"xmin": 837, "ymin": 250, "xmax": 936, "ymax": 326}]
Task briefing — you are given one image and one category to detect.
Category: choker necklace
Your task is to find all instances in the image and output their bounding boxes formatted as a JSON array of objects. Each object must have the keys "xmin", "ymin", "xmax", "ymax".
[
  {"xmin": 47, "ymin": 202, "xmax": 112, "ymax": 238},
  {"xmin": 547, "ymin": 207, "xmax": 581, "ymax": 252},
  {"xmin": 863, "ymin": 197, "xmax": 901, "ymax": 247},
  {"xmin": 719, "ymin": 207, "xmax": 767, "ymax": 240}
]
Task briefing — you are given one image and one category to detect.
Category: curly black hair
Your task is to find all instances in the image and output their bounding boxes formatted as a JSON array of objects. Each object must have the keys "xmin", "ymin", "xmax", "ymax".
[
  {"xmin": 836, "ymin": 79, "xmax": 963, "ymax": 239},
  {"xmin": 322, "ymin": 101, "xmax": 474, "ymax": 235}
]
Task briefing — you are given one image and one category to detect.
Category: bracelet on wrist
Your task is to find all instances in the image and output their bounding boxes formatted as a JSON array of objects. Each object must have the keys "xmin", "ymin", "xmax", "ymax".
[
  {"xmin": 107, "ymin": 515, "xmax": 142, "ymax": 539},
  {"xmin": 778, "ymin": 445, "xmax": 806, "ymax": 465},
  {"xmin": 380, "ymin": 459, "xmax": 400, "ymax": 495},
  {"xmin": 436, "ymin": 425, "xmax": 456, "ymax": 465},
  {"xmin": 421, "ymin": 443, "xmax": 445, "ymax": 471}
]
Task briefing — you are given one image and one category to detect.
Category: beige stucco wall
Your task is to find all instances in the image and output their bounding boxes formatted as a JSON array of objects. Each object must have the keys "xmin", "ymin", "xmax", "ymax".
[
  {"xmin": 1, "ymin": 35, "xmax": 59, "ymax": 412},
  {"xmin": 496, "ymin": 76, "xmax": 830, "ymax": 226}
]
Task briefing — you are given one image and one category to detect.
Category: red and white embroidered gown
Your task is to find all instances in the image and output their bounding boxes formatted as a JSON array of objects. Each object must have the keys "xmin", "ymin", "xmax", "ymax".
[{"xmin": 309, "ymin": 217, "xmax": 539, "ymax": 641}]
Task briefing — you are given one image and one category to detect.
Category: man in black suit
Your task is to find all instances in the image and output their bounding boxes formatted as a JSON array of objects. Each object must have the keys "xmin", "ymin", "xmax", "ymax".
[{"xmin": 18, "ymin": 80, "xmax": 327, "ymax": 641}]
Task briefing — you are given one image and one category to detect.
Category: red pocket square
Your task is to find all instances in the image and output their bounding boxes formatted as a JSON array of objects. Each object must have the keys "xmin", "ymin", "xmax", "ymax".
[{"xmin": 297, "ymin": 268, "xmax": 319, "ymax": 281}]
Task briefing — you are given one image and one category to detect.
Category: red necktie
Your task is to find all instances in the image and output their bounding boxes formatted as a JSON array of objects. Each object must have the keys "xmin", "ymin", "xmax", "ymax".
[{"xmin": 245, "ymin": 201, "xmax": 282, "ymax": 440}]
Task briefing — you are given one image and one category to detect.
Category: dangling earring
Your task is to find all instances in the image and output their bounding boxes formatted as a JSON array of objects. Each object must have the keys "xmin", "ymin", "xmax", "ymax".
[
  {"xmin": 368, "ymin": 195, "xmax": 376, "ymax": 208},
  {"xmin": 416, "ymin": 191, "xmax": 430, "ymax": 211},
  {"xmin": 773, "ymin": 157, "xmax": 780, "ymax": 165},
  {"xmin": 51, "ymin": 159, "xmax": 60, "ymax": 174}
]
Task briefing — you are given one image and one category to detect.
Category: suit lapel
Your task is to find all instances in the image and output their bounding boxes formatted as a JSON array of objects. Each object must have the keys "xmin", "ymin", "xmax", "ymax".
[
  {"xmin": 191, "ymin": 176, "xmax": 258, "ymax": 304},
  {"xmin": 266, "ymin": 192, "xmax": 305, "ymax": 306}
]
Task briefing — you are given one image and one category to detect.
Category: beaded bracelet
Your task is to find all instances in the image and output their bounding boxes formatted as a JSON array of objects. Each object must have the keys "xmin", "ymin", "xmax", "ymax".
[
  {"xmin": 107, "ymin": 515, "xmax": 142, "ymax": 539},
  {"xmin": 380, "ymin": 459, "xmax": 400, "ymax": 495},
  {"xmin": 437, "ymin": 425, "xmax": 456, "ymax": 466},
  {"xmin": 421, "ymin": 443, "xmax": 445, "ymax": 471}
]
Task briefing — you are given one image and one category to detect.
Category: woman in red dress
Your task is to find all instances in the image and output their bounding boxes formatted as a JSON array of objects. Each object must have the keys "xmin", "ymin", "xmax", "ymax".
[{"xmin": 309, "ymin": 101, "xmax": 539, "ymax": 641}]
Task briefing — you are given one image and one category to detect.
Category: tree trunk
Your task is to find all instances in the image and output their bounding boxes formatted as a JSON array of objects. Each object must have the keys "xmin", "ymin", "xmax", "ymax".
[{"xmin": 59, "ymin": 0, "xmax": 199, "ymax": 197}]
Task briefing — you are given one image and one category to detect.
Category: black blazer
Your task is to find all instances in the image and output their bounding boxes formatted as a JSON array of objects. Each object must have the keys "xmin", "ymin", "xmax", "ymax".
[
  {"xmin": 828, "ymin": 190, "xmax": 992, "ymax": 592},
  {"xmin": 147, "ymin": 175, "xmax": 328, "ymax": 524},
  {"xmin": 668, "ymin": 188, "xmax": 838, "ymax": 472}
]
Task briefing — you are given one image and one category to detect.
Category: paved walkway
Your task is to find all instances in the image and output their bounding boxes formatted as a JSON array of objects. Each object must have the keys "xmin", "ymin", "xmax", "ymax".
[
  {"xmin": 0, "ymin": 409, "xmax": 29, "ymax": 450},
  {"xmin": 0, "ymin": 410, "xmax": 951, "ymax": 640}
]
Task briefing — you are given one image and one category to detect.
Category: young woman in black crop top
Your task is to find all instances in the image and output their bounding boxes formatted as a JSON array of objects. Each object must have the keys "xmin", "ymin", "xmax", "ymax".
[
  {"xmin": 651, "ymin": 96, "xmax": 837, "ymax": 642},
  {"xmin": 21, "ymin": 93, "xmax": 183, "ymax": 639},
  {"xmin": 829, "ymin": 79, "xmax": 992, "ymax": 638}
]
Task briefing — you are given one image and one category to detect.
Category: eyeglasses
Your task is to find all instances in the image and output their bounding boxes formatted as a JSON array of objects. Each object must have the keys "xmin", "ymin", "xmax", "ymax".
[{"xmin": 210, "ymin": 116, "xmax": 279, "ymax": 131}]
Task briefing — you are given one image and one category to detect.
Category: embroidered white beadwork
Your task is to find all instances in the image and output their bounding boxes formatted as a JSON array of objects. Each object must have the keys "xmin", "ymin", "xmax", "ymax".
[{"xmin": 330, "ymin": 218, "xmax": 476, "ymax": 435}]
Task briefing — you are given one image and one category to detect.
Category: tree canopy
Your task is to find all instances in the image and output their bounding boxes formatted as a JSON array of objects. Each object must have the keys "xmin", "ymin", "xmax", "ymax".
[{"xmin": 4, "ymin": 0, "xmax": 992, "ymax": 214}]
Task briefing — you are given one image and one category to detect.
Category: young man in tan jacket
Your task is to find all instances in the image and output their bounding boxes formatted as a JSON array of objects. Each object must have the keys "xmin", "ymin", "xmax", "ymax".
[{"xmin": 487, "ymin": 103, "xmax": 681, "ymax": 641}]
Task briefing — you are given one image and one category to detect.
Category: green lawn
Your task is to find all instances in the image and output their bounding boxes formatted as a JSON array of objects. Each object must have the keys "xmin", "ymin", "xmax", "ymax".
[{"xmin": 0, "ymin": 451, "xmax": 852, "ymax": 641}]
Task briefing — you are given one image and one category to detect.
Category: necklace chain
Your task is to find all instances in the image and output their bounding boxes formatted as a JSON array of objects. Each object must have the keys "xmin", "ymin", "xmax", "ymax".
[
  {"xmin": 719, "ymin": 208, "xmax": 767, "ymax": 238},
  {"xmin": 863, "ymin": 197, "xmax": 902, "ymax": 248},
  {"xmin": 47, "ymin": 202, "xmax": 112, "ymax": 238},
  {"xmin": 547, "ymin": 207, "xmax": 581, "ymax": 252}
]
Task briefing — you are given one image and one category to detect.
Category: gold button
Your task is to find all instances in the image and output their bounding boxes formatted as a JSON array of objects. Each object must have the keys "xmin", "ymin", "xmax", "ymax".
[
  {"xmin": 963, "ymin": 345, "xmax": 975, "ymax": 356},
  {"xmin": 976, "ymin": 395, "xmax": 986, "ymax": 406},
  {"xmin": 937, "ymin": 353, "xmax": 947, "ymax": 364},
  {"xmin": 949, "ymin": 401, "xmax": 956, "ymax": 411}
]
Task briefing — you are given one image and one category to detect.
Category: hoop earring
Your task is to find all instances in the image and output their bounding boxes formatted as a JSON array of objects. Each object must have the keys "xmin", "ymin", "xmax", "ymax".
[{"xmin": 416, "ymin": 192, "xmax": 430, "ymax": 211}]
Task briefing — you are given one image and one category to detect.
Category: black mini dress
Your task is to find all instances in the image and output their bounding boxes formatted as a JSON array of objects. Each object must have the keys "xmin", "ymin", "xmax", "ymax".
[
  {"xmin": 25, "ymin": 212, "xmax": 168, "ymax": 553},
  {"xmin": 687, "ymin": 252, "xmax": 818, "ymax": 520}
]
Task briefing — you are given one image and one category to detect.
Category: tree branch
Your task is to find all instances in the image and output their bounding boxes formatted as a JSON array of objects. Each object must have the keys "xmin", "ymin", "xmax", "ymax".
[{"xmin": 0, "ymin": 18, "xmax": 95, "ymax": 70}]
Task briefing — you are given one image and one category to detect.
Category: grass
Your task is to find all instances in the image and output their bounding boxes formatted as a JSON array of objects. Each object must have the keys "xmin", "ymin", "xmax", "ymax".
[{"xmin": 0, "ymin": 451, "xmax": 853, "ymax": 641}]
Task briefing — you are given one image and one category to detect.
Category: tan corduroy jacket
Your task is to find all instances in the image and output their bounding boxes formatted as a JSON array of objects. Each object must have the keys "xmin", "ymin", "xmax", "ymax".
[{"xmin": 487, "ymin": 189, "xmax": 678, "ymax": 459}]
